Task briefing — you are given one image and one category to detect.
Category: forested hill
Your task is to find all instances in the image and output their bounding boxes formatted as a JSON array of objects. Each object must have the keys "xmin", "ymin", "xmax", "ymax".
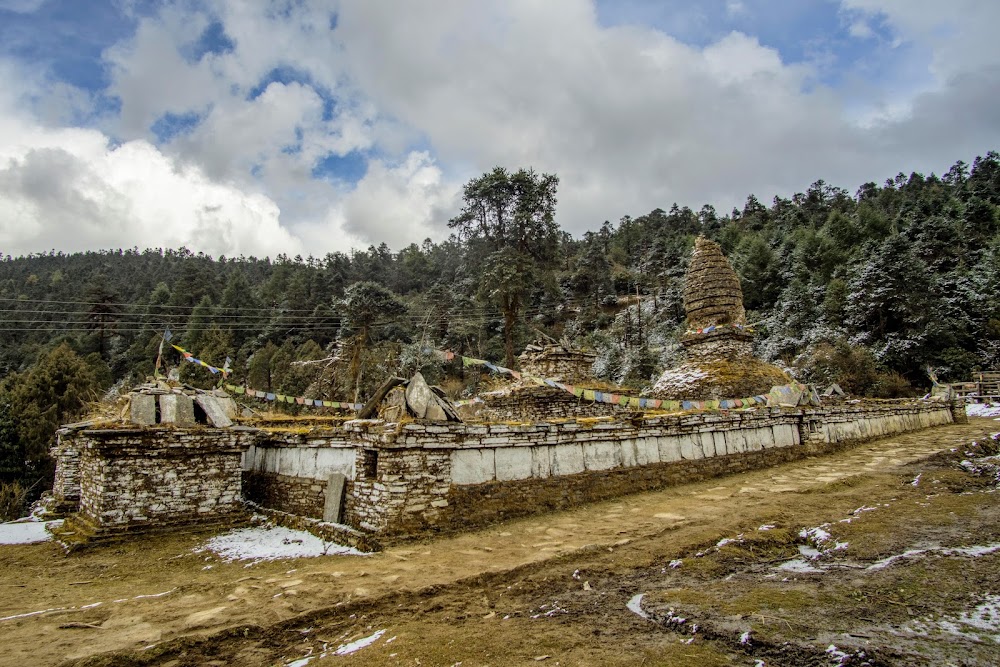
[{"xmin": 1, "ymin": 152, "xmax": 1000, "ymax": 500}]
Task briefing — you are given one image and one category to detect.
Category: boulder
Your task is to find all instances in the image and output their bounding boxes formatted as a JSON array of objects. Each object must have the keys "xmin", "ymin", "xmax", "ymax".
[{"xmin": 404, "ymin": 372, "xmax": 436, "ymax": 419}]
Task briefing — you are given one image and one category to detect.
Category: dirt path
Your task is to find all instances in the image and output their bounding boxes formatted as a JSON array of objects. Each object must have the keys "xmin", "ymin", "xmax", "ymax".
[{"xmin": 2, "ymin": 419, "xmax": 997, "ymax": 666}]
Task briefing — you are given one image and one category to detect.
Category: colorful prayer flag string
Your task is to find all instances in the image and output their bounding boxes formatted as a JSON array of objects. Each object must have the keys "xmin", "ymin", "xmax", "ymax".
[{"xmin": 224, "ymin": 384, "xmax": 363, "ymax": 410}]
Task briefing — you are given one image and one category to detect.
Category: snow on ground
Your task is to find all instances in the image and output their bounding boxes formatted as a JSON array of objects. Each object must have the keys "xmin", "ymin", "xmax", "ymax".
[
  {"xmin": 966, "ymin": 403, "xmax": 1000, "ymax": 418},
  {"xmin": 196, "ymin": 525, "xmax": 367, "ymax": 563},
  {"xmin": 903, "ymin": 594, "xmax": 1000, "ymax": 644},
  {"xmin": 286, "ymin": 630, "xmax": 390, "ymax": 666},
  {"xmin": 652, "ymin": 366, "xmax": 708, "ymax": 392},
  {"xmin": 867, "ymin": 542, "xmax": 1000, "ymax": 571},
  {"xmin": 0, "ymin": 518, "xmax": 61, "ymax": 545}
]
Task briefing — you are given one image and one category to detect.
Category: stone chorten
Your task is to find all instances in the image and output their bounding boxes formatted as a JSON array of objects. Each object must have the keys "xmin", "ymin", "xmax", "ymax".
[{"xmin": 653, "ymin": 237, "xmax": 790, "ymax": 400}]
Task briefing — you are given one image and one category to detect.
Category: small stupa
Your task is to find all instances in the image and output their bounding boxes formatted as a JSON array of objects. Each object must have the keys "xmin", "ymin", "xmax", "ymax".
[{"xmin": 653, "ymin": 237, "xmax": 790, "ymax": 400}]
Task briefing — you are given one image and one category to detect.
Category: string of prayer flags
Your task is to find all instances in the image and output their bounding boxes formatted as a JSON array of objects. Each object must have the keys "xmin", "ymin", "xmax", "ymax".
[
  {"xmin": 684, "ymin": 323, "xmax": 755, "ymax": 336},
  {"xmin": 171, "ymin": 344, "xmax": 230, "ymax": 377},
  {"xmin": 224, "ymin": 384, "xmax": 363, "ymax": 410}
]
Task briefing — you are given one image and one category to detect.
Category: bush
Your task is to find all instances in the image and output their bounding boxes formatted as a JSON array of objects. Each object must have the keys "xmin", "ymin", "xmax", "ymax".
[
  {"xmin": 0, "ymin": 481, "xmax": 28, "ymax": 522},
  {"xmin": 798, "ymin": 340, "xmax": 915, "ymax": 397}
]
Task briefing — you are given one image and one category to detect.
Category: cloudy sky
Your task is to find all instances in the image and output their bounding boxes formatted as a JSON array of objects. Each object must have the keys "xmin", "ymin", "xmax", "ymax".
[{"xmin": 0, "ymin": 0, "xmax": 997, "ymax": 259}]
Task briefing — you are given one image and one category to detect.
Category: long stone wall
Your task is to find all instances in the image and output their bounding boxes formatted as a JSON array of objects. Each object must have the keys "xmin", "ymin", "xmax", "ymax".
[
  {"xmin": 53, "ymin": 399, "xmax": 956, "ymax": 548},
  {"xmin": 468, "ymin": 385, "xmax": 629, "ymax": 422},
  {"xmin": 336, "ymin": 400, "xmax": 954, "ymax": 538}
]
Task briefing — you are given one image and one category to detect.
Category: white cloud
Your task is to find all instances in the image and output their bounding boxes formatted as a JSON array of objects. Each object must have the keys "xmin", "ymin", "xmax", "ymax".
[
  {"xmin": 0, "ymin": 0, "xmax": 45, "ymax": 12},
  {"xmin": 2, "ymin": 0, "xmax": 999, "ymax": 258},
  {"xmin": 840, "ymin": 1, "xmax": 1000, "ymax": 78},
  {"xmin": 847, "ymin": 20, "xmax": 874, "ymax": 39},
  {"xmin": 0, "ymin": 113, "xmax": 305, "ymax": 258}
]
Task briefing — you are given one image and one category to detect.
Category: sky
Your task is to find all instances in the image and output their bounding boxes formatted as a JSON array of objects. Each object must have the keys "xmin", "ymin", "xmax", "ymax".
[{"xmin": 0, "ymin": 0, "xmax": 997, "ymax": 259}]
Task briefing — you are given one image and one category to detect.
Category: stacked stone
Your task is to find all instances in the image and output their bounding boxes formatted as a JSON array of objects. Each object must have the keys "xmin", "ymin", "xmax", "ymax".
[
  {"xmin": 654, "ymin": 236, "xmax": 790, "ymax": 399},
  {"xmin": 467, "ymin": 385, "xmax": 628, "ymax": 422},
  {"xmin": 683, "ymin": 237, "xmax": 746, "ymax": 329},
  {"xmin": 518, "ymin": 345, "xmax": 597, "ymax": 383}
]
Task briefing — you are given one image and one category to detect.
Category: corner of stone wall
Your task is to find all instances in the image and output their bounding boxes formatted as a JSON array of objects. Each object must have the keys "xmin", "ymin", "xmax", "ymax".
[{"xmin": 950, "ymin": 398, "xmax": 969, "ymax": 424}]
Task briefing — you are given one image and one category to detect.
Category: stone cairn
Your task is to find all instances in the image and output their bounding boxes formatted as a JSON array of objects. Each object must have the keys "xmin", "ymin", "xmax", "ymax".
[
  {"xmin": 518, "ymin": 339, "xmax": 597, "ymax": 383},
  {"xmin": 125, "ymin": 381, "xmax": 237, "ymax": 427},
  {"xmin": 363, "ymin": 372, "xmax": 463, "ymax": 422},
  {"xmin": 680, "ymin": 236, "xmax": 754, "ymax": 359},
  {"xmin": 653, "ymin": 236, "xmax": 790, "ymax": 400}
]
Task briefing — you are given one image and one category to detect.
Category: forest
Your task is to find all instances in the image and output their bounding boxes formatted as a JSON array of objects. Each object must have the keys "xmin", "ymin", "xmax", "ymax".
[{"xmin": 2, "ymin": 151, "xmax": 999, "ymax": 516}]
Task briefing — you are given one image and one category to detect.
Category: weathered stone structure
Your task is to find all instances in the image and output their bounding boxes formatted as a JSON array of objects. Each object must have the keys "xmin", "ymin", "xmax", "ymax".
[
  {"xmin": 126, "ymin": 382, "xmax": 237, "ymax": 427},
  {"xmin": 237, "ymin": 399, "xmax": 954, "ymax": 545},
  {"xmin": 49, "ymin": 387, "xmax": 961, "ymax": 551},
  {"xmin": 50, "ymin": 427, "xmax": 254, "ymax": 545},
  {"xmin": 465, "ymin": 385, "xmax": 630, "ymax": 422},
  {"xmin": 518, "ymin": 343, "xmax": 597, "ymax": 383},
  {"xmin": 654, "ymin": 237, "xmax": 791, "ymax": 400}
]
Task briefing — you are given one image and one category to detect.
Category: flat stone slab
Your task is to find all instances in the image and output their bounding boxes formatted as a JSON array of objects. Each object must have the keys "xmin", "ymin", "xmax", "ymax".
[
  {"xmin": 323, "ymin": 473, "xmax": 347, "ymax": 524},
  {"xmin": 195, "ymin": 395, "xmax": 233, "ymax": 427},
  {"xmin": 160, "ymin": 394, "xmax": 195, "ymax": 424},
  {"xmin": 130, "ymin": 394, "xmax": 156, "ymax": 425}
]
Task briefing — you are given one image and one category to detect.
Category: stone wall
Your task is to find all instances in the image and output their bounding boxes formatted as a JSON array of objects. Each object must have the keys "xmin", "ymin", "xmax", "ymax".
[
  {"xmin": 346, "ymin": 447, "xmax": 452, "ymax": 534},
  {"xmin": 49, "ymin": 438, "xmax": 81, "ymax": 513},
  {"xmin": 241, "ymin": 431, "xmax": 355, "ymax": 518},
  {"xmin": 51, "ymin": 399, "xmax": 957, "ymax": 545},
  {"xmin": 680, "ymin": 330, "xmax": 755, "ymax": 359},
  {"xmin": 518, "ymin": 350, "xmax": 597, "ymax": 383},
  {"xmin": 60, "ymin": 427, "xmax": 253, "ymax": 540},
  {"xmin": 340, "ymin": 400, "xmax": 954, "ymax": 537}
]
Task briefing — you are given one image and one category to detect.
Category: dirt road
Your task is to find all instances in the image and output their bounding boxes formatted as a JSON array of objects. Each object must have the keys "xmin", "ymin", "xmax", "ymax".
[{"xmin": 2, "ymin": 419, "xmax": 999, "ymax": 666}]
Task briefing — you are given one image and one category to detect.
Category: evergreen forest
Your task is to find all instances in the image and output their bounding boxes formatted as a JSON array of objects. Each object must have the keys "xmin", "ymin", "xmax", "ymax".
[{"xmin": 2, "ymin": 151, "xmax": 1000, "ymax": 515}]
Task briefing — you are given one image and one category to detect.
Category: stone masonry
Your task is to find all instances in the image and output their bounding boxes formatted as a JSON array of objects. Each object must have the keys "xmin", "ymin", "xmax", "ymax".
[{"xmin": 55, "ymin": 427, "xmax": 254, "ymax": 542}]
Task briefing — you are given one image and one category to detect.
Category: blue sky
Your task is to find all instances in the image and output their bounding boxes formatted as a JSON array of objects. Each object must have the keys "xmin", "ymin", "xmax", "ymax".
[{"xmin": 0, "ymin": 0, "xmax": 997, "ymax": 258}]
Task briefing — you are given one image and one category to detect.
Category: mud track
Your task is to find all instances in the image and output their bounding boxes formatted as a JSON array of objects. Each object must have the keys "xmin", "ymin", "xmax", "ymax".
[{"xmin": 3, "ymin": 419, "xmax": 999, "ymax": 666}]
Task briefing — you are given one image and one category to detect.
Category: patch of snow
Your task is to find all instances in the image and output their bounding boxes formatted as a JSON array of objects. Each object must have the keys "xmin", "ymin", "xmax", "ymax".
[
  {"xmin": 0, "ymin": 607, "xmax": 69, "ymax": 622},
  {"xmin": 716, "ymin": 533, "xmax": 744, "ymax": 548},
  {"xmin": 758, "ymin": 524, "xmax": 776, "ymax": 531},
  {"xmin": 626, "ymin": 593, "xmax": 650, "ymax": 620},
  {"xmin": 653, "ymin": 366, "xmax": 708, "ymax": 393},
  {"xmin": 0, "ymin": 518, "xmax": 62, "ymax": 545},
  {"xmin": 195, "ymin": 525, "xmax": 366, "ymax": 563},
  {"xmin": 825, "ymin": 644, "xmax": 851, "ymax": 665},
  {"xmin": 799, "ymin": 526, "xmax": 848, "ymax": 558},
  {"xmin": 868, "ymin": 542, "xmax": 1000, "ymax": 571},
  {"xmin": 966, "ymin": 403, "xmax": 1000, "ymax": 418},
  {"xmin": 739, "ymin": 630, "xmax": 751, "ymax": 645},
  {"xmin": 777, "ymin": 559, "xmax": 826, "ymax": 574},
  {"xmin": 905, "ymin": 594, "xmax": 1000, "ymax": 644},
  {"xmin": 530, "ymin": 601, "xmax": 568, "ymax": 619},
  {"xmin": 668, "ymin": 559, "xmax": 683, "ymax": 569},
  {"xmin": 334, "ymin": 629, "xmax": 387, "ymax": 656}
]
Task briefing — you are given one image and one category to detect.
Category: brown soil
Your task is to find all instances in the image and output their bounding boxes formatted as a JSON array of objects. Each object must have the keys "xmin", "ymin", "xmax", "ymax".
[{"xmin": 3, "ymin": 419, "xmax": 999, "ymax": 667}]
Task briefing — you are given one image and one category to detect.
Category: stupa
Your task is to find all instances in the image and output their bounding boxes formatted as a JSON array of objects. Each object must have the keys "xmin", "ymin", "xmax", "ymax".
[{"xmin": 653, "ymin": 236, "xmax": 790, "ymax": 400}]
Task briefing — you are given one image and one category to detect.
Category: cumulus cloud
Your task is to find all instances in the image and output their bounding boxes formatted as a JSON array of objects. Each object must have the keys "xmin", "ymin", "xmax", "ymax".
[
  {"xmin": 1, "ymin": 0, "xmax": 998, "ymax": 257},
  {"xmin": 0, "ymin": 114, "xmax": 305, "ymax": 258}
]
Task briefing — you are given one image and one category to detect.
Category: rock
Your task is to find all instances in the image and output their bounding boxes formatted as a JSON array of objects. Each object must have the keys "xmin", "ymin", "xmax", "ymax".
[
  {"xmin": 195, "ymin": 395, "xmax": 233, "ymax": 427},
  {"xmin": 424, "ymin": 403, "xmax": 447, "ymax": 421},
  {"xmin": 405, "ymin": 372, "xmax": 436, "ymax": 419},
  {"xmin": 385, "ymin": 387, "xmax": 406, "ymax": 408},
  {"xmin": 323, "ymin": 473, "xmax": 347, "ymax": 524},
  {"xmin": 380, "ymin": 405, "xmax": 404, "ymax": 422},
  {"xmin": 159, "ymin": 394, "xmax": 195, "ymax": 424},
  {"xmin": 129, "ymin": 394, "xmax": 157, "ymax": 425}
]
